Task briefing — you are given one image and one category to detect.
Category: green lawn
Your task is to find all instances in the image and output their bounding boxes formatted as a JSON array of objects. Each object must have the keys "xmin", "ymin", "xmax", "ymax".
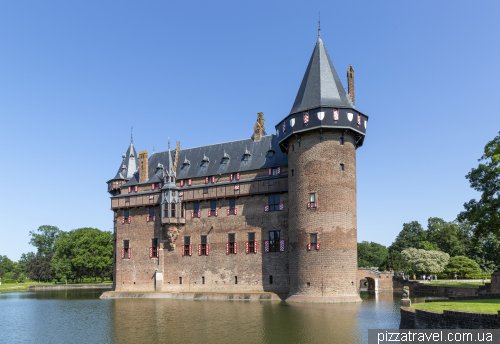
[
  {"xmin": 0, "ymin": 281, "xmax": 112, "ymax": 292},
  {"xmin": 424, "ymin": 282, "xmax": 486, "ymax": 288},
  {"xmin": 412, "ymin": 299, "xmax": 500, "ymax": 314}
]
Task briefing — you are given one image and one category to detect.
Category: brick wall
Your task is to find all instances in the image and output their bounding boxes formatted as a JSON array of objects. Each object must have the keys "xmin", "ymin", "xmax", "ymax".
[{"xmin": 400, "ymin": 307, "xmax": 500, "ymax": 329}]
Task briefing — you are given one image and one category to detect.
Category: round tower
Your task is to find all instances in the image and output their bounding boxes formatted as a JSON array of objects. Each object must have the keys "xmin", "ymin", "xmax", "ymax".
[{"xmin": 276, "ymin": 33, "xmax": 368, "ymax": 302}]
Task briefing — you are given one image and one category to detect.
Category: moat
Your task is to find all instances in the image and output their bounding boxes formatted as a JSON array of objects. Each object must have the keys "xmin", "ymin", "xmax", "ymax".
[{"xmin": 0, "ymin": 289, "xmax": 435, "ymax": 343}]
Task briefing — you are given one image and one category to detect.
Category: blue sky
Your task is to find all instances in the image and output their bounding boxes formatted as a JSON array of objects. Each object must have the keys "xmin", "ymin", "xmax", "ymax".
[{"xmin": 1, "ymin": 1, "xmax": 499, "ymax": 261}]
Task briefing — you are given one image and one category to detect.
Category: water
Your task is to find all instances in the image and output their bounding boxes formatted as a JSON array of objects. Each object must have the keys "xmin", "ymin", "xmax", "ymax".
[{"xmin": 0, "ymin": 290, "xmax": 430, "ymax": 343}]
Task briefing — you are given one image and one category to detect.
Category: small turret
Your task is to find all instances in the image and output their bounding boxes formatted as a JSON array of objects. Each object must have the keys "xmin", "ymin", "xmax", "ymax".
[{"xmin": 107, "ymin": 138, "xmax": 139, "ymax": 195}]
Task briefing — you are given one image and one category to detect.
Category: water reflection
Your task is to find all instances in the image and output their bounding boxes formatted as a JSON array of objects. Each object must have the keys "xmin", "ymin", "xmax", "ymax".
[{"xmin": 0, "ymin": 289, "xmax": 438, "ymax": 344}]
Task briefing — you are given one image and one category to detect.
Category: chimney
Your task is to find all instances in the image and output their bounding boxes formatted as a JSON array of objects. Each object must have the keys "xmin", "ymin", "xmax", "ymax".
[
  {"xmin": 173, "ymin": 142, "xmax": 180, "ymax": 171},
  {"xmin": 139, "ymin": 150, "xmax": 149, "ymax": 183},
  {"xmin": 253, "ymin": 112, "xmax": 265, "ymax": 141},
  {"xmin": 347, "ymin": 65, "xmax": 355, "ymax": 106}
]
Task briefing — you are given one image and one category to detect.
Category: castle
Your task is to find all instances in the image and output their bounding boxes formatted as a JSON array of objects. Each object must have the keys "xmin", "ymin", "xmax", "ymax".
[{"xmin": 107, "ymin": 30, "xmax": 368, "ymax": 302}]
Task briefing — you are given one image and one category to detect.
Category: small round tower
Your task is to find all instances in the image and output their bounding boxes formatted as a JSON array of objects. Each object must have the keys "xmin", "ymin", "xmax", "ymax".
[{"xmin": 276, "ymin": 33, "xmax": 368, "ymax": 302}]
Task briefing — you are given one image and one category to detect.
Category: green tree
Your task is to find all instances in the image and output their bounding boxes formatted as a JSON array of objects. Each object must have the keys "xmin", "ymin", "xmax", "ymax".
[
  {"xmin": 27, "ymin": 253, "xmax": 54, "ymax": 282},
  {"xmin": 445, "ymin": 256, "xmax": 481, "ymax": 278},
  {"xmin": 17, "ymin": 252, "xmax": 35, "ymax": 275},
  {"xmin": 380, "ymin": 250, "xmax": 411, "ymax": 273},
  {"xmin": 51, "ymin": 232, "xmax": 73, "ymax": 284},
  {"xmin": 357, "ymin": 241, "xmax": 388, "ymax": 268},
  {"xmin": 0, "ymin": 255, "xmax": 15, "ymax": 280},
  {"xmin": 388, "ymin": 221, "xmax": 426, "ymax": 253},
  {"xmin": 29, "ymin": 225, "xmax": 61, "ymax": 257},
  {"xmin": 458, "ymin": 133, "xmax": 500, "ymax": 239},
  {"xmin": 401, "ymin": 248, "xmax": 450, "ymax": 275},
  {"xmin": 426, "ymin": 218, "xmax": 465, "ymax": 257},
  {"xmin": 72, "ymin": 228, "xmax": 113, "ymax": 283},
  {"xmin": 418, "ymin": 241, "xmax": 440, "ymax": 251}
]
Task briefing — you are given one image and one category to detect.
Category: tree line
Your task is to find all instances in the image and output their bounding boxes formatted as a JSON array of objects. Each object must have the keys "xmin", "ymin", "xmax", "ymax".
[
  {"xmin": 358, "ymin": 132, "xmax": 500, "ymax": 278},
  {"xmin": 0, "ymin": 226, "xmax": 113, "ymax": 284}
]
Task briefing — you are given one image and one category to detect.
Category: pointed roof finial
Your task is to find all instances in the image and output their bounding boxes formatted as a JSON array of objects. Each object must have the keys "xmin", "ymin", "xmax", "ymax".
[
  {"xmin": 131, "ymin": 126, "xmax": 133, "ymax": 144},
  {"xmin": 318, "ymin": 11, "xmax": 321, "ymax": 38},
  {"xmin": 168, "ymin": 137, "xmax": 170, "ymax": 150},
  {"xmin": 153, "ymin": 145, "xmax": 155, "ymax": 153}
]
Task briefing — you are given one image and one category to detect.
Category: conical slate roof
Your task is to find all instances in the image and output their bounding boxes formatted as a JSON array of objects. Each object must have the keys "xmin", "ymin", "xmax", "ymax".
[
  {"xmin": 289, "ymin": 35, "xmax": 353, "ymax": 115},
  {"xmin": 111, "ymin": 141, "xmax": 138, "ymax": 180}
]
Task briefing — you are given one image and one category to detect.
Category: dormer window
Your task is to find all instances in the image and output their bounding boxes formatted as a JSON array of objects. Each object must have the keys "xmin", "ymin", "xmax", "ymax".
[
  {"xmin": 201, "ymin": 155, "xmax": 210, "ymax": 167},
  {"xmin": 222, "ymin": 152, "xmax": 230, "ymax": 164},
  {"xmin": 267, "ymin": 149, "xmax": 275, "ymax": 158},
  {"xmin": 183, "ymin": 158, "xmax": 191, "ymax": 167},
  {"xmin": 243, "ymin": 149, "xmax": 251, "ymax": 161}
]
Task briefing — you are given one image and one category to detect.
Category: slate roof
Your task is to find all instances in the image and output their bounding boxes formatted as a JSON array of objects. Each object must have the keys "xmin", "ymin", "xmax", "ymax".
[
  {"xmin": 109, "ymin": 141, "xmax": 138, "ymax": 182},
  {"xmin": 289, "ymin": 35, "xmax": 354, "ymax": 115}
]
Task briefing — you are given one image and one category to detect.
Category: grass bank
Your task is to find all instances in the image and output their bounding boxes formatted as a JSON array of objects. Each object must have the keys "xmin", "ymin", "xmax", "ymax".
[
  {"xmin": 412, "ymin": 299, "xmax": 500, "ymax": 314},
  {"xmin": 424, "ymin": 282, "xmax": 487, "ymax": 288},
  {"xmin": 0, "ymin": 281, "xmax": 112, "ymax": 292}
]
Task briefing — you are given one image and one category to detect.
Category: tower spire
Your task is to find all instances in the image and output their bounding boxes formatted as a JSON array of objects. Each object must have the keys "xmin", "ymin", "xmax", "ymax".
[
  {"xmin": 131, "ymin": 126, "xmax": 133, "ymax": 144},
  {"xmin": 318, "ymin": 11, "xmax": 321, "ymax": 38}
]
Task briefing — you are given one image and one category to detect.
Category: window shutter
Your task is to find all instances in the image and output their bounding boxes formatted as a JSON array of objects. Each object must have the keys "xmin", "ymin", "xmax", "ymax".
[
  {"xmin": 215, "ymin": 209, "xmax": 218, "ymax": 217},
  {"xmin": 264, "ymin": 240, "xmax": 270, "ymax": 253},
  {"xmin": 147, "ymin": 215, "xmax": 150, "ymax": 222},
  {"xmin": 121, "ymin": 248, "xmax": 125, "ymax": 259},
  {"xmin": 189, "ymin": 244, "xmax": 192, "ymax": 256},
  {"xmin": 316, "ymin": 243, "xmax": 320, "ymax": 250},
  {"xmin": 264, "ymin": 205, "xmax": 269, "ymax": 212},
  {"xmin": 279, "ymin": 203, "xmax": 284, "ymax": 211},
  {"xmin": 307, "ymin": 243, "xmax": 311, "ymax": 251},
  {"xmin": 234, "ymin": 242, "xmax": 237, "ymax": 254},
  {"xmin": 156, "ymin": 247, "xmax": 159, "ymax": 258},
  {"xmin": 227, "ymin": 208, "xmax": 230, "ymax": 216},
  {"xmin": 128, "ymin": 248, "xmax": 132, "ymax": 259},
  {"xmin": 152, "ymin": 184, "xmax": 155, "ymax": 190},
  {"xmin": 206, "ymin": 244, "xmax": 209, "ymax": 255},
  {"xmin": 254, "ymin": 241, "xmax": 258, "ymax": 254},
  {"xmin": 205, "ymin": 177, "xmax": 209, "ymax": 184},
  {"xmin": 236, "ymin": 172, "xmax": 240, "ymax": 180},
  {"xmin": 159, "ymin": 183, "xmax": 163, "ymax": 189},
  {"xmin": 128, "ymin": 217, "xmax": 131, "ymax": 224},
  {"xmin": 180, "ymin": 180, "xmax": 184, "ymax": 187},
  {"xmin": 182, "ymin": 245, "xmax": 185, "ymax": 256},
  {"xmin": 279, "ymin": 240, "xmax": 285, "ymax": 252},
  {"xmin": 234, "ymin": 184, "xmax": 239, "ymax": 190},
  {"xmin": 149, "ymin": 247, "xmax": 153, "ymax": 258},
  {"xmin": 122, "ymin": 218, "xmax": 125, "ymax": 224},
  {"xmin": 153, "ymin": 215, "xmax": 156, "ymax": 222},
  {"xmin": 307, "ymin": 202, "xmax": 311, "ymax": 209},
  {"xmin": 245, "ymin": 241, "xmax": 249, "ymax": 254},
  {"xmin": 188, "ymin": 179, "xmax": 192, "ymax": 186},
  {"xmin": 198, "ymin": 211, "xmax": 201, "ymax": 218},
  {"xmin": 226, "ymin": 242, "xmax": 229, "ymax": 254},
  {"xmin": 211, "ymin": 176, "xmax": 215, "ymax": 183},
  {"xmin": 230, "ymin": 174, "xmax": 234, "ymax": 181},
  {"xmin": 315, "ymin": 201, "xmax": 318, "ymax": 208},
  {"xmin": 198, "ymin": 244, "xmax": 202, "ymax": 256},
  {"xmin": 234, "ymin": 207, "xmax": 238, "ymax": 215},
  {"xmin": 277, "ymin": 167, "xmax": 281, "ymax": 175},
  {"xmin": 134, "ymin": 186, "xmax": 138, "ymax": 192},
  {"xmin": 128, "ymin": 186, "xmax": 132, "ymax": 193},
  {"xmin": 191, "ymin": 211, "xmax": 194, "ymax": 218},
  {"xmin": 208, "ymin": 210, "xmax": 211, "ymax": 217},
  {"xmin": 268, "ymin": 168, "xmax": 272, "ymax": 176}
]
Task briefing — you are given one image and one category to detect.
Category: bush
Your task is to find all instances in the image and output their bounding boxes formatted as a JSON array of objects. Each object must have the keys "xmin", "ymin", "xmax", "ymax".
[
  {"xmin": 464, "ymin": 273, "xmax": 491, "ymax": 279},
  {"xmin": 2, "ymin": 278, "xmax": 14, "ymax": 283}
]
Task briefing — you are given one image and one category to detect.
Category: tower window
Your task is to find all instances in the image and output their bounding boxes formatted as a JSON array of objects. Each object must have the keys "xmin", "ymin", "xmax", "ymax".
[
  {"xmin": 309, "ymin": 193, "xmax": 317, "ymax": 208},
  {"xmin": 291, "ymin": 169, "xmax": 295, "ymax": 176},
  {"xmin": 229, "ymin": 199, "xmax": 236, "ymax": 215},
  {"xmin": 340, "ymin": 164, "xmax": 345, "ymax": 171},
  {"xmin": 235, "ymin": 276, "xmax": 238, "ymax": 284},
  {"xmin": 269, "ymin": 275, "xmax": 273, "ymax": 285},
  {"xmin": 149, "ymin": 207, "xmax": 154, "ymax": 216},
  {"xmin": 201, "ymin": 235, "xmax": 207, "ymax": 255},
  {"xmin": 179, "ymin": 277, "xmax": 182, "ymax": 284},
  {"xmin": 171, "ymin": 202, "xmax": 176, "ymax": 217},
  {"xmin": 184, "ymin": 237, "xmax": 190, "ymax": 256},
  {"xmin": 228, "ymin": 233, "xmax": 236, "ymax": 254},
  {"xmin": 194, "ymin": 202, "xmax": 200, "ymax": 218},
  {"xmin": 124, "ymin": 209, "xmax": 130, "ymax": 218},
  {"xmin": 269, "ymin": 179, "xmax": 274, "ymax": 186},
  {"xmin": 269, "ymin": 194, "xmax": 280, "ymax": 211},
  {"xmin": 340, "ymin": 137, "xmax": 344, "ymax": 145},
  {"xmin": 268, "ymin": 231, "xmax": 280, "ymax": 252},
  {"xmin": 123, "ymin": 240, "xmax": 130, "ymax": 259},
  {"xmin": 310, "ymin": 233, "xmax": 317, "ymax": 244},
  {"xmin": 248, "ymin": 232, "xmax": 256, "ymax": 253},
  {"xmin": 203, "ymin": 187, "xmax": 208, "ymax": 194},
  {"xmin": 202, "ymin": 276, "xmax": 205, "ymax": 284},
  {"xmin": 210, "ymin": 200, "xmax": 217, "ymax": 216},
  {"xmin": 152, "ymin": 238, "xmax": 158, "ymax": 257}
]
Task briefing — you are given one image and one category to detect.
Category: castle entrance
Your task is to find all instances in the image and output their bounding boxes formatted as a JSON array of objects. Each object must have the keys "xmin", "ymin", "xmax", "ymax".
[{"xmin": 359, "ymin": 277, "xmax": 377, "ymax": 291}]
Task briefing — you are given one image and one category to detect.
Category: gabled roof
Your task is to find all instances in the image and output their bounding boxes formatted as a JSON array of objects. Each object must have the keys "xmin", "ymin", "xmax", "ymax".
[
  {"xmin": 289, "ymin": 35, "xmax": 353, "ymax": 115},
  {"xmin": 109, "ymin": 141, "xmax": 138, "ymax": 181}
]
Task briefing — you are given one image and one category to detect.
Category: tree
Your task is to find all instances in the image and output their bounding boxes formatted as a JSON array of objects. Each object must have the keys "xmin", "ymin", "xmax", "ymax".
[
  {"xmin": 357, "ymin": 241, "xmax": 388, "ymax": 268},
  {"xmin": 458, "ymin": 132, "xmax": 500, "ymax": 239},
  {"xmin": 426, "ymin": 217, "xmax": 465, "ymax": 257},
  {"xmin": 29, "ymin": 225, "xmax": 61, "ymax": 257},
  {"xmin": 401, "ymin": 248, "xmax": 450, "ymax": 275},
  {"xmin": 418, "ymin": 241, "xmax": 440, "ymax": 251},
  {"xmin": 445, "ymin": 256, "xmax": 481, "ymax": 278},
  {"xmin": 17, "ymin": 252, "xmax": 35, "ymax": 275},
  {"xmin": 380, "ymin": 250, "xmax": 411, "ymax": 273},
  {"xmin": 51, "ymin": 232, "xmax": 73, "ymax": 284},
  {"xmin": 388, "ymin": 221, "xmax": 426, "ymax": 253},
  {"xmin": 27, "ymin": 253, "xmax": 54, "ymax": 282}
]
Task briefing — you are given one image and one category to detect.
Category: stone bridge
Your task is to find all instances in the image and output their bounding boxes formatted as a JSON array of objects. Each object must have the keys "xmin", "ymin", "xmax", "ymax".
[{"xmin": 357, "ymin": 268, "xmax": 393, "ymax": 291}]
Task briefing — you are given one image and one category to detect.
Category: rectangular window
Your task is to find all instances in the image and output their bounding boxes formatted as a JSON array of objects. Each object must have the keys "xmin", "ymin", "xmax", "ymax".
[
  {"xmin": 248, "ymin": 233, "xmax": 256, "ymax": 253},
  {"xmin": 309, "ymin": 193, "xmax": 317, "ymax": 208},
  {"xmin": 291, "ymin": 169, "xmax": 295, "ymax": 176},
  {"xmin": 235, "ymin": 276, "xmax": 238, "ymax": 284},
  {"xmin": 164, "ymin": 203, "xmax": 168, "ymax": 218},
  {"xmin": 181, "ymin": 203, "xmax": 185, "ymax": 218},
  {"xmin": 152, "ymin": 238, "xmax": 158, "ymax": 257},
  {"xmin": 124, "ymin": 209, "xmax": 130, "ymax": 218},
  {"xmin": 125, "ymin": 197, "xmax": 130, "ymax": 202},
  {"xmin": 149, "ymin": 207, "xmax": 154, "ymax": 216},
  {"xmin": 179, "ymin": 277, "xmax": 182, "ymax": 284},
  {"xmin": 269, "ymin": 275, "xmax": 273, "ymax": 284},
  {"xmin": 340, "ymin": 163, "xmax": 345, "ymax": 171},
  {"xmin": 202, "ymin": 276, "xmax": 205, "ymax": 284},
  {"xmin": 193, "ymin": 202, "xmax": 200, "ymax": 218},
  {"xmin": 184, "ymin": 237, "xmax": 190, "ymax": 256},
  {"xmin": 211, "ymin": 200, "xmax": 217, "ymax": 216},
  {"xmin": 269, "ymin": 231, "xmax": 280, "ymax": 252},
  {"xmin": 123, "ymin": 240, "xmax": 130, "ymax": 259},
  {"xmin": 269, "ymin": 194, "xmax": 280, "ymax": 211},
  {"xmin": 229, "ymin": 199, "xmax": 236, "ymax": 215},
  {"xmin": 340, "ymin": 137, "xmax": 344, "ymax": 145},
  {"xmin": 171, "ymin": 202, "xmax": 176, "ymax": 217},
  {"xmin": 269, "ymin": 179, "xmax": 274, "ymax": 186},
  {"xmin": 203, "ymin": 187, "xmax": 208, "ymax": 194},
  {"xmin": 228, "ymin": 233, "xmax": 236, "ymax": 254},
  {"xmin": 201, "ymin": 235, "xmax": 207, "ymax": 256},
  {"xmin": 310, "ymin": 233, "xmax": 317, "ymax": 244}
]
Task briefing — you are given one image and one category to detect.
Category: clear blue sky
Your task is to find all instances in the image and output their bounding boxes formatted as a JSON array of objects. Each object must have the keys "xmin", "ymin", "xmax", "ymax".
[{"xmin": 1, "ymin": 1, "xmax": 498, "ymax": 261}]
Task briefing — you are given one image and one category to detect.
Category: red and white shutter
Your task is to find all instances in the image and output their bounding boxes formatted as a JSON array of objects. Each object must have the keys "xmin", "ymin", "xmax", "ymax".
[
  {"xmin": 264, "ymin": 205, "xmax": 269, "ymax": 212},
  {"xmin": 277, "ymin": 167, "xmax": 281, "ymax": 175},
  {"xmin": 206, "ymin": 244, "xmax": 209, "ymax": 255},
  {"xmin": 234, "ymin": 207, "xmax": 238, "ymax": 215},
  {"xmin": 147, "ymin": 215, "xmax": 150, "ymax": 222},
  {"xmin": 191, "ymin": 211, "xmax": 194, "ymax": 218},
  {"xmin": 307, "ymin": 202, "xmax": 311, "ymax": 209},
  {"xmin": 205, "ymin": 177, "xmax": 209, "ymax": 184},
  {"xmin": 189, "ymin": 244, "xmax": 192, "ymax": 256},
  {"xmin": 230, "ymin": 174, "xmax": 234, "ymax": 181},
  {"xmin": 152, "ymin": 184, "xmax": 155, "ymax": 190},
  {"xmin": 333, "ymin": 108, "xmax": 339, "ymax": 121},
  {"xmin": 149, "ymin": 247, "xmax": 153, "ymax": 258},
  {"xmin": 188, "ymin": 179, "xmax": 192, "ymax": 186},
  {"xmin": 134, "ymin": 186, "xmax": 138, "ymax": 192},
  {"xmin": 179, "ymin": 191, "xmax": 183, "ymax": 197},
  {"xmin": 198, "ymin": 211, "xmax": 201, "ymax": 218},
  {"xmin": 316, "ymin": 243, "xmax": 320, "ymax": 250},
  {"xmin": 227, "ymin": 208, "xmax": 230, "ymax": 216},
  {"xmin": 307, "ymin": 243, "xmax": 312, "ymax": 251},
  {"xmin": 182, "ymin": 245, "xmax": 185, "ymax": 256},
  {"xmin": 122, "ymin": 218, "xmax": 125, "ymax": 224},
  {"xmin": 215, "ymin": 209, "xmax": 218, "ymax": 217},
  {"xmin": 128, "ymin": 248, "xmax": 131, "ymax": 259},
  {"xmin": 180, "ymin": 180, "xmax": 184, "ymax": 187},
  {"xmin": 245, "ymin": 241, "xmax": 249, "ymax": 254},
  {"xmin": 234, "ymin": 242, "xmax": 237, "ymax": 254},
  {"xmin": 128, "ymin": 217, "xmax": 131, "ymax": 224},
  {"xmin": 153, "ymin": 215, "xmax": 156, "ymax": 221},
  {"xmin": 226, "ymin": 243, "xmax": 230, "ymax": 254},
  {"xmin": 357, "ymin": 114, "xmax": 361, "ymax": 126},
  {"xmin": 128, "ymin": 186, "xmax": 132, "ymax": 193},
  {"xmin": 268, "ymin": 168, "xmax": 272, "ymax": 176},
  {"xmin": 314, "ymin": 201, "xmax": 318, "ymax": 208},
  {"xmin": 121, "ymin": 248, "xmax": 125, "ymax": 259},
  {"xmin": 264, "ymin": 240, "xmax": 270, "ymax": 253},
  {"xmin": 211, "ymin": 176, "xmax": 215, "ymax": 183},
  {"xmin": 156, "ymin": 247, "xmax": 159, "ymax": 258},
  {"xmin": 254, "ymin": 241, "xmax": 258, "ymax": 254},
  {"xmin": 236, "ymin": 173, "xmax": 240, "ymax": 180},
  {"xmin": 234, "ymin": 184, "xmax": 240, "ymax": 190},
  {"xmin": 279, "ymin": 203, "xmax": 284, "ymax": 211},
  {"xmin": 198, "ymin": 244, "xmax": 202, "ymax": 256},
  {"xmin": 208, "ymin": 210, "xmax": 211, "ymax": 217},
  {"xmin": 279, "ymin": 240, "xmax": 285, "ymax": 252}
]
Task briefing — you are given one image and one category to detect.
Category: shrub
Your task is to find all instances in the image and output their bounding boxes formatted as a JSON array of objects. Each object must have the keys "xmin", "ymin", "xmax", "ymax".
[
  {"xmin": 464, "ymin": 273, "xmax": 491, "ymax": 279},
  {"xmin": 2, "ymin": 278, "xmax": 14, "ymax": 283}
]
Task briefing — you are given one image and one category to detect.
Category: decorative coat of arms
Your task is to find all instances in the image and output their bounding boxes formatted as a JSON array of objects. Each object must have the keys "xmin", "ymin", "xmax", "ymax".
[
  {"xmin": 290, "ymin": 118, "xmax": 295, "ymax": 127},
  {"xmin": 347, "ymin": 112, "xmax": 353, "ymax": 122},
  {"xmin": 317, "ymin": 111, "xmax": 324, "ymax": 120}
]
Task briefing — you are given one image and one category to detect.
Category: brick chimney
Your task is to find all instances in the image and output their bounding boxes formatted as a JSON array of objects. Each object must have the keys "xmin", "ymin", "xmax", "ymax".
[
  {"xmin": 173, "ymin": 142, "xmax": 180, "ymax": 171},
  {"xmin": 139, "ymin": 150, "xmax": 148, "ymax": 183},
  {"xmin": 347, "ymin": 65, "xmax": 355, "ymax": 106},
  {"xmin": 253, "ymin": 112, "xmax": 265, "ymax": 141}
]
